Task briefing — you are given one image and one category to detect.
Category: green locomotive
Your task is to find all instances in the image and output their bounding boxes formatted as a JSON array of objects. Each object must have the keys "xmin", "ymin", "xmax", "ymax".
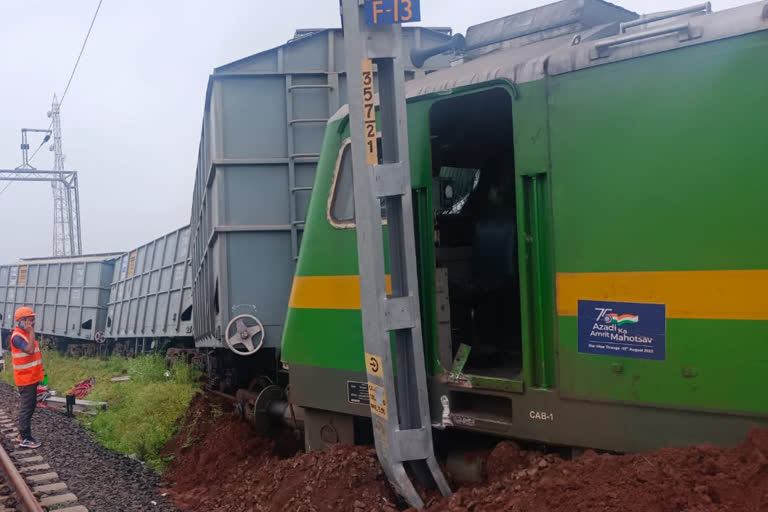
[{"xmin": 281, "ymin": 0, "xmax": 768, "ymax": 454}]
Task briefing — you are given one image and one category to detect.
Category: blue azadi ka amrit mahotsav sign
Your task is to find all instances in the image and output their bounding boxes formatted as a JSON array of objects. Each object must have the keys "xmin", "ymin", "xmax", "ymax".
[
  {"xmin": 577, "ymin": 300, "xmax": 666, "ymax": 361},
  {"xmin": 365, "ymin": 0, "xmax": 421, "ymax": 25}
]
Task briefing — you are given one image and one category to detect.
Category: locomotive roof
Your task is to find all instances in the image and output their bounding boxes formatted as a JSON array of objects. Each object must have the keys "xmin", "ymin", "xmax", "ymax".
[{"xmin": 330, "ymin": 1, "xmax": 768, "ymax": 123}]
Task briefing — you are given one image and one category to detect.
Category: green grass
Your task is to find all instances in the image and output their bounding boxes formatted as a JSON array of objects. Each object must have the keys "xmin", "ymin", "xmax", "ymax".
[{"xmin": 2, "ymin": 349, "xmax": 202, "ymax": 472}]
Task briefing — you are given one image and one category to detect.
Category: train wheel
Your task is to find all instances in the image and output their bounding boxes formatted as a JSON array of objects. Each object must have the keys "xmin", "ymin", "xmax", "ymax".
[
  {"xmin": 67, "ymin": 345, "xmax": 83, "ymax": 358},
  {"xmin": 247, "ymin": 376, "xmax": 273, "ymax": 394}
]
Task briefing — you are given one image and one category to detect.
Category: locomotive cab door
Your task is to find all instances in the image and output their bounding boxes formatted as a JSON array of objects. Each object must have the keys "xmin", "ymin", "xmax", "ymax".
[{"xmin": 428, "ymin": 87, "xmax": 525, "ymax": 387}]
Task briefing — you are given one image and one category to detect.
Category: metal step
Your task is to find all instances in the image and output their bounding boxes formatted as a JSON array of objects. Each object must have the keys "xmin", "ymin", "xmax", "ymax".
[{"xmin": 288, "ymin": 84, "xmax": 333, "ymax": 91}]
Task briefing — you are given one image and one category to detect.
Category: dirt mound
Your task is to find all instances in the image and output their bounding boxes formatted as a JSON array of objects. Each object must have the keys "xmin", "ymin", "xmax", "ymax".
[
  {"xmin": 250, "ymin": 444, "xmax": 399, "ymax": 512},
  {"xmin": 417, "ymin": 427, "xmax": 768, "ymax": 512},
  {"xmin": 163, "ymin": 393, "xmax": 399, "ymax": 511},
  {"xmin": 165, "ymin": 395, "xmax": 768, "ymax": 512}
]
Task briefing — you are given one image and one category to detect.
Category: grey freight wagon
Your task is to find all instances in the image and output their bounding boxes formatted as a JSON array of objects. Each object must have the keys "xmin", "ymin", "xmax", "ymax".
[
  {"xmin": 189, "ymin": 27, "xmax": 455, "ymax": 386},
  {"xmin": 105, "ymin": 225, "xmax": 194, "ymax": 356},
  {"xmin": 0, "ymin": 254, "xmax": 121, "ymax": 352}
]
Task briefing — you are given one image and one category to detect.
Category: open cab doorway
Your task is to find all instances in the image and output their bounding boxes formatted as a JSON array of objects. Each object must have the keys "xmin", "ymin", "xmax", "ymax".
[{"xmin": 428, "ymin": 87, "xmax": 524, "ymax": 394}]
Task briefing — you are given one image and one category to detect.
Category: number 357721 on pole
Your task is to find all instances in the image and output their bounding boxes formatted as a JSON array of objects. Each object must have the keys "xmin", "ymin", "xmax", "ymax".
[{"xmin": 365, "ymin": 0, "xmax": 421, "ymax": 25}]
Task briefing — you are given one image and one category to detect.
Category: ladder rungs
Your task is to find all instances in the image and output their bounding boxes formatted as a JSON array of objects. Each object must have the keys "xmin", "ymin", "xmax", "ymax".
[
  {"xmin": 291, "ymin": 186, "xmax": 313, "ymax": 192},
  {"xmin": 374, "ymin": 162, "xmax": 408, "ymax": 198},
  {"xmin": 288, "ymin": 84, "xmax": 333, "ymax": 91},
  {"xmin": 383, "ymin": 296, "xmax": 416, "ymax": 331},
  {"xmin": 289, "ymin": 153, "xmax": 320, "ymax": 159}
]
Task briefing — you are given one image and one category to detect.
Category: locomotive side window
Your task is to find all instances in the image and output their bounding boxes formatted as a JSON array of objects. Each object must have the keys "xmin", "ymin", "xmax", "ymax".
[
  {"xmin": 330, "ymin": 143, "xmax": 356, "ymax": 223},
  {"xmin": 329, "ymin": 138, "xmax": 385, "ymax": 228}
]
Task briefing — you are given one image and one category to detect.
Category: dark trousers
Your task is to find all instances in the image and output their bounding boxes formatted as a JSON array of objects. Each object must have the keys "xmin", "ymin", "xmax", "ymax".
[{"xmin": 18, "ymin": 383, "xmax": 38, "ymax": 439}]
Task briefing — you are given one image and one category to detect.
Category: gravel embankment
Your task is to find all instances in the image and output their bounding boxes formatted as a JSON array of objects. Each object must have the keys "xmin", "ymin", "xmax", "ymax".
[{"xmin": 0, "ymin": 382, "xmax": 178, "ymax": 512}]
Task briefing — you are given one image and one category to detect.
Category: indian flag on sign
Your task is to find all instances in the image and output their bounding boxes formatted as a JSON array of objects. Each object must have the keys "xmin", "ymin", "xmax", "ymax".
[{"xmin": 610, "ymin": 313, "xmax": 639, "ymax": 326}]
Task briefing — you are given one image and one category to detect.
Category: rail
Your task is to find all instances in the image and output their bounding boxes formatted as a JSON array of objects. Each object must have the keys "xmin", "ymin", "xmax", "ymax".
[{"xmin": 0, "ymin": 441, "xmax": 44, "ymax": 512}]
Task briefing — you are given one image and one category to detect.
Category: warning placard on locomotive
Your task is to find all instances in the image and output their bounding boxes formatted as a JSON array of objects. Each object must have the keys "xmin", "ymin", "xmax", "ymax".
[
  {"xmin": 367, "ymin": 382, "xmax": 388, "ymax": 419},
  {"xmin": 578, "ymin": 300, "xmax": 666, "ymax": 361},
  {"xmin": 347, "ymin": 381, "xmax": 370, "ymax": 405}
]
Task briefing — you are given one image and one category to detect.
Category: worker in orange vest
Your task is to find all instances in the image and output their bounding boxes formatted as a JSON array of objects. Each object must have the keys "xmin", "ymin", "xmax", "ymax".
[{"xmin": 10, "ymin": 306, "xmax": 44, "ymax": 449}]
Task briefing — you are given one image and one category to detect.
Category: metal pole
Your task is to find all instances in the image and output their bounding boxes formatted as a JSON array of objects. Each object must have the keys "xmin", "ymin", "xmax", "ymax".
[
  {"xmin": 21, "ymin": 130, "xmax": 30, "ymax": 169},
  {"xmin": 72, "ymin": 172, "xmax": 82, "ymax": 255},
  {"xmin": 340, "ymin": 0, "xmax": 450, "ymax": 508},
  {"xmin": 65, "ymin": 175, "xmax": 76, "ymax": 255}
]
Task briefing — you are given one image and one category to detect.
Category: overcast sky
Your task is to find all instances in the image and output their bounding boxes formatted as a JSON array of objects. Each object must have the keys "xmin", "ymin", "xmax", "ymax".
[{"xmin": 0, "ymin": 0, "xmax": 752, "ymax": 263}]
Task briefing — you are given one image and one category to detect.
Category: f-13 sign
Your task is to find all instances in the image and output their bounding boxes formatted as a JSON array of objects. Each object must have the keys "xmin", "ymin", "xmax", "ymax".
[{"xmin": 365, "ymin": 0, "xmax": 421, "ymax": 25}]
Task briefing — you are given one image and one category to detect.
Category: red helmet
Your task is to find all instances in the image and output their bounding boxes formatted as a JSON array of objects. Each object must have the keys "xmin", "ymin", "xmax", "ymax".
[{"xmin": 14, "ymin": 306, "xmax": 36, "ymax": 322}]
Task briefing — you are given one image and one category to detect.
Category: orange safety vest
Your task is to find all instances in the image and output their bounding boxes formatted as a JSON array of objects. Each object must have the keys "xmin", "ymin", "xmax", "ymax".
[{"xmin": 9, "ymin": 328, "xmax": 44, "ymax": 387}]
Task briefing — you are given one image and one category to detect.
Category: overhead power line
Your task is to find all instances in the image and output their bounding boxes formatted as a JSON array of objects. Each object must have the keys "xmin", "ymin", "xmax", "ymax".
[
  {"xmin": 60, "ymin": 0, "xmax": 104, "ymax": 109},
  {"xmin": 15, "ymin": 0, "xmax": 104, "ymax": 172}
]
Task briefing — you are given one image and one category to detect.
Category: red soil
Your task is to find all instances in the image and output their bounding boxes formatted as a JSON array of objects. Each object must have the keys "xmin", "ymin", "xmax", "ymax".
[
  {"xmin": 163, "ymin": 394, "xmax": 398, "ymax": 511},
  {"xmin": 164, "ymin": 394, "xmax": 768, "ymax": 512}
]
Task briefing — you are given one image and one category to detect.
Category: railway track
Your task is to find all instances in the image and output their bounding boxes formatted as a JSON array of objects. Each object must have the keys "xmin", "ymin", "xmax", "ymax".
[{"xmin": 0, "ymin": 409, "xmax": 87, "ymax": 512}]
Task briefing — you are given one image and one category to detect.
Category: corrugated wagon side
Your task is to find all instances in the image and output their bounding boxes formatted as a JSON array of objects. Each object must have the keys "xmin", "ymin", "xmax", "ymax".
[
  {"xmin": 105, "ymin": 225, "xmax": 194, "ymax": 357},
  {"xmin": 0, "ymin": 254, "xmax": 121, "ymax": 354}
]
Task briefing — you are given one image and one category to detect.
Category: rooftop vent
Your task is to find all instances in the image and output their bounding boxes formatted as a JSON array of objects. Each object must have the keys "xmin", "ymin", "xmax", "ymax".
[{"xmin": 464, "ymin": 0, "xmax": 637, "ymax": 57}]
